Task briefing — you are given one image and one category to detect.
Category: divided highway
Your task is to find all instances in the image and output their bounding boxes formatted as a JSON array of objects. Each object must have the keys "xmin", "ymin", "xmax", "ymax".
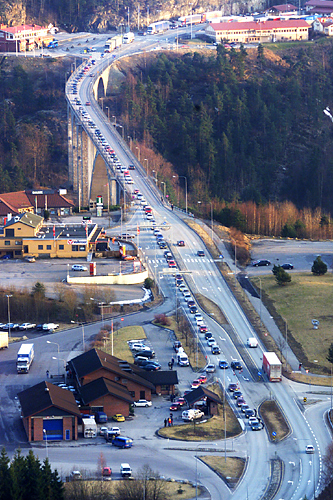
[{"xmin": 64, "ymin": 36, "xmax": 328, "ymax": 500}]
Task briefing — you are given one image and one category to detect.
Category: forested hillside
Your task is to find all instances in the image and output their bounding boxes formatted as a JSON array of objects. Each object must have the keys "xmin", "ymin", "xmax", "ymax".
[
  {"xmin": 0, "ymin": 57, "xmax": 71, "ymax": 192},
  {"xmin": 117, "ymin": 42, "xmax": 333, "ymax": 221}
]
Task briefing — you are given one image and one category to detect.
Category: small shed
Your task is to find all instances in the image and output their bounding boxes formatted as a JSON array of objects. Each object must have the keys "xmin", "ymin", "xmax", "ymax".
[{"xmin": 184, "ymin": 386, "xmax": 223, "ymax": 416}]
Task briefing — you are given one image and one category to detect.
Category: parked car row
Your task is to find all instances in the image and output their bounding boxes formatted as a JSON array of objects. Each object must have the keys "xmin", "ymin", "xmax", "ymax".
[
  {"xmin": 128, "ymin": 340, "xmax": 161, "ymax": 371},
  {"xmin": 0, "ymin": 322, "xmax": 59, "ymax": 332}
]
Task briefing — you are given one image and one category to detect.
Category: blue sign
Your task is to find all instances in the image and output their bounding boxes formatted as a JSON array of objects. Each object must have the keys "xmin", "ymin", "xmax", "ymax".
[
  {"xmin": 258, "ymin": 371, "xmax": 262, "ymax": 377},
  {"xmin": 272, "ymin": 431, "xmax": 277, "ymax": 437}
]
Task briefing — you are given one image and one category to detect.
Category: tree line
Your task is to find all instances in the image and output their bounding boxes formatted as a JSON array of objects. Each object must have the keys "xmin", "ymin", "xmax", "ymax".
[{"xmin": 117, "ymin": 42, "xmax": 333, "ymax": 226}]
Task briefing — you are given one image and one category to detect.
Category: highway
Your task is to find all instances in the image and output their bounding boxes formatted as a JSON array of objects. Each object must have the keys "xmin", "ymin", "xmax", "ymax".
[
  {"xmin": 62, "ymin": 34, "xmax": 332, "ymax": 499},
  {"xmin": 0, "ymin": 28, "xmax": 328, "ymax": 499}
]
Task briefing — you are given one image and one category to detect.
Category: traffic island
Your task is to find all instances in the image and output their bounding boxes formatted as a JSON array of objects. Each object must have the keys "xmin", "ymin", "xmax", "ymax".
[
  {"xmin": 259, "ymin": 400, "xmax": 290, "ymax": 442},
  {"xmin": 199, "ymin": 456, "xmax": 246, "ymax": 489}
]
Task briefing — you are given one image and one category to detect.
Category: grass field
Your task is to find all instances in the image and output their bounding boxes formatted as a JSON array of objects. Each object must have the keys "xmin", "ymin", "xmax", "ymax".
[
  {"xmin": 159, "ymin": 383, "xmax": 241, "ymax": 441},
  {"xmin": 93, "ymin": 326, "xmax": 146, "ymax": 362},
  {"xmin": 259, "ymin": 400, "xmax": 290, "ymax": 442},
  {"xmin": 251, "ymin": 273, "xmax": 333, "ymax": 373},
  {"xmin": 200, "ymin": 456, "xmax": 246, "ymax": 488}
]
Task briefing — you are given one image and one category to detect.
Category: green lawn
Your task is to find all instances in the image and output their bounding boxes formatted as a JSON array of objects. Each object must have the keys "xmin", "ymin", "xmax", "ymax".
[{"xmin": 251, "ymin": 273, "xmax": 333, "ymax": 372}]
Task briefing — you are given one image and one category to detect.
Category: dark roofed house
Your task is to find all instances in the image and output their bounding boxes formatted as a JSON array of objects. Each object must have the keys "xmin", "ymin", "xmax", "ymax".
[
  {"xmin": 79, "ymin": 377, "xmax": 134, "ymax": 418},
  {"xmin": 134, "ymin": 368, "xmax": 179, "ymax": 395},
  {"xmin": 266, "ymin": 3, "xmax": 298, "ymax": 14},
  {"xmin": 184, "ymin": 386, "xmax": 223, "ymax": 416},
  {"xmin": 18, "ymin": 381, "xmax": 81, "ymax": 442},
  {"xmin": 68, "ymin": 349, "xmax": 155, "ymax": 404},
  {"xmin": 305, "ymin": 0, "xmax": 333, "ymax": 14}
]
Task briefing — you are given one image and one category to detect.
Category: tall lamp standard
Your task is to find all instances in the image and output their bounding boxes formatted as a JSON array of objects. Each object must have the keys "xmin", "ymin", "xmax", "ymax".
[
  {"xmin": 6, "ymin": 294, "xmax": 12, "ymax": 339},
  {"xmin": 161, "ymin": 182, "xmax": 166, "ymax": 198},
  {"xmin": 43, "ymin": 429, "xmax": 48, "ymax": 459},
  {"xmin": 47, "ymin": 340, "xmax": 60, "ymax": 377},
  {"xmin": 144, "ymin": 158, "xmax": 149, "ymax": 178},
  {"xmin": 53, "ymin": 357, "xmax": 67, "ymax": 385},
  {"xmin": 179, "ymin": 176, "xmax": 188, "ymax": 214},
  {"xmin": 135, "ymin": 146, "xmax": 140, "ymax": 162},
  {"xmin": 197, "ymin": 201, "xmax": 213, "ymax": 241},
  {"xmin": 195, "ymin": 443, "xmax": 216, "ymax": 499}
]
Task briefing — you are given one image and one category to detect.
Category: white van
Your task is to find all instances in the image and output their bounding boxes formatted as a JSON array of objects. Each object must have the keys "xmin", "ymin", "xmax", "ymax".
[
  {"xmin": 247, "ymin": 337, "xmax": 258, "ymax": 348},
  {"xmin": 182, "ymin": 409, "xmax": 204, "ymax": 421},
  {"xmin": 177, "ymin": 352, "xmax": 189, "ymax": 366}
]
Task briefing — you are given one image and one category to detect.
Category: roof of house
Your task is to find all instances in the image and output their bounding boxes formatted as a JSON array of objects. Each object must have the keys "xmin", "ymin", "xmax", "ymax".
[
  {"xmin": 79, "ymin": 377, "xmax": 134, "ymax": 405},
  {"xmin": 208, "ymin": 19, "xmax": 309, "ymax": 31},
  {"xmin": 306, "ymin": 0, "xmax": 333, "ymax": 6},
  {"xmin": 134, "ymin": 369, "xmax": 179, "ymax": 386},
  {"xmin": 5, "ymin": 212, "xmax": 43, "ymax": 228},
  {"xmin": 183, "ymin": 386, "xmax": 223, "ymax": 406},
  {"xmin": 0, "ymin": 25, "xmax": 46, "ymax": 34},
  {"xmin": 68, "ymin": 349, "xmax": 155, "ymax": 390},
  {"xmin": 18, "ymin": 381, "xmax": 81, "ymax": 418},
  {"xmin": 268, "ymin": 3, "xmax": 298, "ymax": 11},
  {"xmin": 0, "ymin": 190, "xmax": 74, "ymax": 217}
]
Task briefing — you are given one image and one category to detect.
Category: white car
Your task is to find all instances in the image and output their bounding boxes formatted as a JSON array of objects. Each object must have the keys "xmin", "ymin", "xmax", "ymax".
[
  {"xmin": 19, "ymin": 323, "xmax": 36, "ymax": 330},
  {"xmin": 72, "ymin": 264, "xmax": 88, "ymax": 271},
  {"xmin": 306, "ymin": 445, "xmax": 315, "ymax": 454},
  {"xmin": 133, "ymin": 399, "xmax": 152, "ymax": 407}
]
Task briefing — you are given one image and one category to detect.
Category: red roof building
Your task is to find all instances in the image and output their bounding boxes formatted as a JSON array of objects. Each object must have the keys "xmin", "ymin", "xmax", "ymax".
[
  {"xmin": 0, "ymin": 189, "xmax": 74, "ymax": 221},
  {"xmin": 266, "ymin": 4, "xmax": 299, "ymax": 15},
  {"xmin": 206, "ymin": 19, "xmax": 309, "ymax": 43},
  {"xmin": 305, "ymin": 0, "xmax": 333, "ymax": 14},
  {"xmin": 0, "ymin": 24, "xmax": 49, "ymax": 52}
]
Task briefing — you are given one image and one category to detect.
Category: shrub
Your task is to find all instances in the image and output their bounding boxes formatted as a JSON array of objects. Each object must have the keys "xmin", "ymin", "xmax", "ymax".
[
  {"xmin": 311, "ymin": 256, "xmax": 327, "ymax": 276},
  {"xmin": 154, "ymin": 313, "xmax": 171, "ymax": 326}
]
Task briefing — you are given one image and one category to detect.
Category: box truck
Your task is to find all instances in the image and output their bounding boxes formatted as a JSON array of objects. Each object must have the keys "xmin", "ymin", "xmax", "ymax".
[
  {"xmin": 123, "ymin": 32, "xmax": 134, "ymax": 43},
  {"xmin": 0, "ymin": 331, "xmax": 8, "ymax": 349},
  {"xmin": 262, "ymin": 352, "xmax": 282, "ymax": 382},
  {"xmin": 82, "ymin": 417, "xmax": 97, "ymax": 438},
  {"xmin": 17, "ymin": 344, "xmax": 34, "ymax": 373}
]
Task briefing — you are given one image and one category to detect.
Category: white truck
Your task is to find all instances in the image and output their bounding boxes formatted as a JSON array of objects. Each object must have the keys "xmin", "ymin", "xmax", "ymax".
[
  {"xmin": 182, "ymin": 409, "xmax": 204, "ymax": 421},
  {"xmin": 17, "ymin": 343, "xmax": 34, "ymax": 373},
  {"xmin": 120, "ymin": 463, "xmax": 132, "ymax": 477},
  {"xmin": 0, "ymin": 331, "xmax": 8, "ymax": 349},
  {"xmin": 82, "ymin": 417, "xmax": 97, "ymax": 438},
  {"xmin": 123, "ymin": 32, "xmax": 134, "ymax": 43}
]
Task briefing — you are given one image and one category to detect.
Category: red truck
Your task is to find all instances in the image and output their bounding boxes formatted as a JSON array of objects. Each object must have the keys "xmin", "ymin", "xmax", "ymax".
[{"xmin": 262, "ymin": 352, "xmax": 282, "ymax": 382}]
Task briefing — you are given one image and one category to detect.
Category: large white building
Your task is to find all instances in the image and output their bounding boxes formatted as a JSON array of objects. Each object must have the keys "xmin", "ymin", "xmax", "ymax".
[{"xmin": 205, "ymin": 19, "xmax": 310, "ymax": 43}]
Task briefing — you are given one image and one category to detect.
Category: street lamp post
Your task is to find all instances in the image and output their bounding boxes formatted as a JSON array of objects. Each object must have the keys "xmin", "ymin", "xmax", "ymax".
[
  {"xmin": 198, "ymin": 201, "xmax": 213, "ymax": 241},
  {"xmin": 6, "ymin": 294, "xmax": 12, "ymax": 339},
  {"xmin": 135, "ymin": 146, "xmax": 140, "ymax": 162},
  {"xmin": 144, "ymin": 158, "xmax": 149, "ymax": 178},
  {"xmin": 105, "ymin": 106, "xmax": 110, "ymax": 122},
  {"xmin": 179, "ymin": 176, "xmax": 188, "ymax": 213},
  {"xmin": 189, "ymin": 3, "xmax": 193, "ymax": 40},
  {"xmin": 43, "ymin": 429, "xmax": 48, "ymax": 459},
  {"xmin": 52, "ymin": 357, "xmax": 67, "ymax": 385},
  {"xmin": 112, "ymin": 115, "xmax": 116, "ymax": 127},
  {"xmin": 195, "ymin": 443, "xmax": 216, "ymax": 499},
  {"xmin": 152, "ymin": 170, "xmax": 157, "ymax": 184},
  {"xmin": 47, "ymin": 340, "xmax": 60, "ymax": 377},
  {"xmin": 161, "ymin": 182, "xmax": 166, "ymax": 198}
]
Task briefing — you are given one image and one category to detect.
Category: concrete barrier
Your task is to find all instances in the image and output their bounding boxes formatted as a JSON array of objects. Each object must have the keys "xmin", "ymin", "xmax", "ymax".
[{"xmin": 67, "ymin": 269, "xmax": 148, "ymax": 285}]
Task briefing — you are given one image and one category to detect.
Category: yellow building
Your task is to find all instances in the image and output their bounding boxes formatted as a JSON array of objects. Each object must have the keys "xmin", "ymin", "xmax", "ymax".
[{"xmin": 0, "ymin": 213, "xmax": 102, "ymax": 259}]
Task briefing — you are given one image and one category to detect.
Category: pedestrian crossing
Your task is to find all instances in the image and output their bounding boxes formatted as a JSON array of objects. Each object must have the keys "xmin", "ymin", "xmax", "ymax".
[{"xmin": 148, "ymin": 258, "xmax": 214, "ymax": 264}]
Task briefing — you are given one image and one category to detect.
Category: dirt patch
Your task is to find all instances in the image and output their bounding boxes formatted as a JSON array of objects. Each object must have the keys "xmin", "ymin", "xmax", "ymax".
[
  {"xmin": 200, "ymin": 456, "xmax": 246, "ymax": 489},
  {"xmin": 91, "ymin": 325, "xmax": 146, "ymax": 362},
  {"xmin": 260, "ymin": 400, "xmax": 290, "ymax": 442}
]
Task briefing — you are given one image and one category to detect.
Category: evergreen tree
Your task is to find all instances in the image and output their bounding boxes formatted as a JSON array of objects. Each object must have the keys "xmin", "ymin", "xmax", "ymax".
[
  {"xmin": 311, "ymin": 256, "xmax": 327, "ymax": 276},
  {"xmin": 327, "ymin": 343, "xmax": 333, "ymax": 365},
  {"xmin": 275, "ymin": 267, "xmax": 291, "ymax": 286},
  {"xmin": 0, "ymin": 448, "xmax": 12, "ymax": 500}
]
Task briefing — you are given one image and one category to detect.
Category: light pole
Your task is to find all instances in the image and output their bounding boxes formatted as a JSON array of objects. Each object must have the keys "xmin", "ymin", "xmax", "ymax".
[
  {"xmin": 105, "ymin": 106, "xmax": 110, "ymax": 121},
  {"xmin": 112, "ymin": 115, "xmax": 116, "ymax": 127},
  {"xmin": 6, "ymin": 294, "xmax": 12, "ymax": 339},
  {"xmin": 198, "ymin": 201, "xmax": 213, "ymax": 241},
  {"xmin": 52, "ymin": 357, "xmax": 67, "ymax": 384},
  {"xmin": 135, "ymin": 146, "xmax": 140, "ymax": 162},
  {"xmin": 43, "ymin": 429, "xmax": 48, "ymax": 458},
  {"xmin": 179, "ymin": 176, "xmax": 188, "ymax": 213},
  {"xmin": 152, "ymin": 170, "xmax": 157, "ymax": 184},
  {"xmin": 161, "ymin": 181, "xmax": 166, "ymax": 198},
  {"xmin": 189, "ymin": 3, "xmax": 193, "ymax": 40},
  {"xmin": 47, "ymin": 340, "xmax": 60, "ymax": 377},
  {"xmin": 144, "ymin": 158, "xmax": 149, "ymax": 178},
  {"xmin": 259, "ymin": 277, "xmax": 262, "ymax": 326},
  {"xmin": 195, "ymin": 443, "xmax": 216, "ymax": 499}
]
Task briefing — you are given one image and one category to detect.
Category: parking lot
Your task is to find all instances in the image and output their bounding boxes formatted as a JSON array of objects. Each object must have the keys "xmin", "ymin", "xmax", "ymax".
[{"xmin": 0, "ymin": 258, "xmax": 145, "ymax": 302}]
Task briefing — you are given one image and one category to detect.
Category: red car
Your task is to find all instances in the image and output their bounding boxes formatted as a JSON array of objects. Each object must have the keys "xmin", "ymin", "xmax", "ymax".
[
  {"xmin": 198, "ymin": 375, "xmax": 207, "ymax": 384},
  {"xmin": 199, "ymin": 325, "xmax": 208, "ymax": 333},
  {"xmin": 176, "ymin": 398, "xmax": 186, "ymax": 406},
  {"xmin": 168, "ymin": 260, "xmax": 177, "ymax": 268},
  {"xmin": 170, "ymin": 402, "xmax": 181, "ymax": 411},
  {"xmin": 191, "ymin": 380, "xmax": 201, "ymax": 389}
]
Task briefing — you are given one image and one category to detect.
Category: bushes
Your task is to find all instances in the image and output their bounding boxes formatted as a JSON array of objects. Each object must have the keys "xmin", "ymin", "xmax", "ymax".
[{"xmin": 154, "ymin": 313, "xmax": 171, "ymax": 326}]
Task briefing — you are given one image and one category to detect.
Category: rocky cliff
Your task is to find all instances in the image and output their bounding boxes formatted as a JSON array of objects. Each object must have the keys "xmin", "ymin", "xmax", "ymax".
[{"xmin": 0, "ymin": 0, "xmax": 268, "ymax": 32}]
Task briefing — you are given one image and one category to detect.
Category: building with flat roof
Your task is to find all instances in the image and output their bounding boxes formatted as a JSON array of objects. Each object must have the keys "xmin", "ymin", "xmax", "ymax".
[
  {"xmin": 0, "ymin": 24, "xmax": 49, "ymax": 52},
  {"xmin": 206, "ymin": 19, "xmax": 309, "ymax": 43}
]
